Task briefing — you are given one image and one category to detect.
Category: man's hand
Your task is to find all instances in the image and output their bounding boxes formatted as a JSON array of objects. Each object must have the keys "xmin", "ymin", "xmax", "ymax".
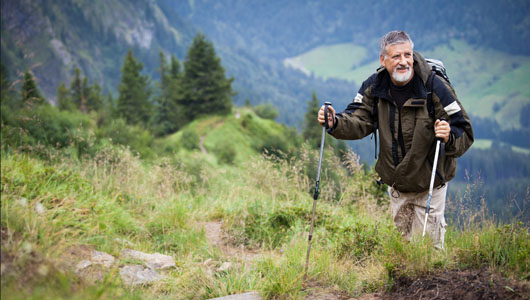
[
  {"xmin": 434, "ymin": 119, "xmax": 450, "ymax": 143},
  {"xmin": 317, "ymin": 105, "xmax": 336, "ymax": 128}
]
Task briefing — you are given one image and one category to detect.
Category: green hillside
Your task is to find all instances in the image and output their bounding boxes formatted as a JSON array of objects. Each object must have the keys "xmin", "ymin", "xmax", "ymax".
[
  {"xmin": 285, "ymin": 39, "xmax": 530, "ymax": 129},
  {"xmin": 161, "ymin": 107, "xmax": 299, "ymax": 165},
  {"xmin": 2, "ymin": 107, "xmax": 528, "ymax": 299}
]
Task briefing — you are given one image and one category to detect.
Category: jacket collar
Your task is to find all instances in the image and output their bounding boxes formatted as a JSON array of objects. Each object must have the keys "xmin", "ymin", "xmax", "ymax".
[{"xmin": 371, "ymin": 51, "xmax": 432, "ymax": 101}]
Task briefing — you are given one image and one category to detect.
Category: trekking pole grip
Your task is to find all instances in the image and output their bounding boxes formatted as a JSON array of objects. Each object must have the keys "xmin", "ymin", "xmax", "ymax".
[{"xmin": 324, "ymin": 101, "xmax": 332, "ymax": 130}]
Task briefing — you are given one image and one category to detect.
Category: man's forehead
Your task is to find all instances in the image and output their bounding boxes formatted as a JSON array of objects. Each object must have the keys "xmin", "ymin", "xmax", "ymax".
[{"xmin": 387, "ymin": 42, "xmax": 413, "ymax": 54}]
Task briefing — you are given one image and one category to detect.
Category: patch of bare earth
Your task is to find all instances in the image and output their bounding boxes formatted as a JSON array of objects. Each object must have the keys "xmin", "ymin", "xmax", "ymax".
[
  {"xmin": 382, "ymin": 269, "xmax": 529, "ymax": 300},
  {"xmin": 201, "ymin": 221, "xmax": 260, "ymax": 262}
]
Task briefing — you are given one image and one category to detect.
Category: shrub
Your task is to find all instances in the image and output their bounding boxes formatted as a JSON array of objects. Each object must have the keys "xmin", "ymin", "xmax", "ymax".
[
  {"xmin": 180, "ymin": 128, "xmax": 200, "ymax": 150},
  {"xmin": 214, "ymin": 140, "xmax": 236, "ymax": 164},
  {"xmin": 252, "ymin": 103, "xmax": 278, "ymax": 120},
  {"xmin": 97, "ymin": 118, "xmax": 154, "ymax": 158}
]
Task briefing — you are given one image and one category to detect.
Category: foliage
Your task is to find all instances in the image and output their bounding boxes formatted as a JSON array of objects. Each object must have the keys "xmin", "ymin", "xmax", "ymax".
[
  {"xmin": 97, "ymin": 118, "xmax": 154, "ymax": 158},
  {"xmin": 153, "ymin": 51, "xmax": 185, "ymax": 135},
  {"xmin": 252, "ymin": 103, "xmax": 278, "ymax": 120},
  {"xmin": 20, "ymin": 70, "xmax": 45, "ymax": 107},
  {"xmin": 181, "ymin": 33, "xmax": 234, "ymax": 120},
  {"xmin": 116, "ymin": 50, "xmax": 152, "ymax": 126},
  {"xmin": 180, "ymin": 127, "xmax": 200, "ymax": 150}
]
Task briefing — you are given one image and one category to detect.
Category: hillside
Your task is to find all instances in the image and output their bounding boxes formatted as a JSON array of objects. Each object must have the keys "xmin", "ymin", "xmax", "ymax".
[{"xmin": 1, "ymin": 106, "xmax": 529, "ymax": 299}]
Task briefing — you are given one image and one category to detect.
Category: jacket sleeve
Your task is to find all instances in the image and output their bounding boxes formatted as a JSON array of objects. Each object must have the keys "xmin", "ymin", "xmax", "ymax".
[
  {"xmin": 327, "ymin": 75, "xmax": 377, "ymax": 140},
  {"xmin": 432, "ymin": 75, "xmax": 474, "ymax": 157}
]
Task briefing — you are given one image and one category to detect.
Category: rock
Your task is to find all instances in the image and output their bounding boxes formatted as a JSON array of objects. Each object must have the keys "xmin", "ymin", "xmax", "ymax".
[
  {"xmin": 75, "ymin": 259, "xmax": 92, "ymax": 273},
  {"xmin": 207, "ymin": 292, "xmax": 262, "ymax": 300},
  {"xmin": 16, "ymin": 197, "xmax": 28, "ymax": 207},
  {"xmin": 34, "ymin": 202, "xmax": 45, "ymax": 214},
  {"xmin": 119, "ymin": 265, "xmax": 162, "ymax": 285},
  {"xmin": 91, "ymin": 250, "xmax": 115, "ymax": 268},
  {"xmin": 121, "ymin": 249, "xmax": 175, "ymax": 270},
  {"xmin": 217, "ymin": 262, "xmax": 232, "ymax": 272},
  {"xmin": 66, "ymin": 247, "xmax": 115, "ymax": 284}
]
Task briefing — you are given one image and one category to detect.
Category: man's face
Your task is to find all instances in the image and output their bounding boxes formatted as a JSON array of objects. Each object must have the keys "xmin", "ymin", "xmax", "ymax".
[{"xmin": 380, "ymin": 42, "xmax": 414, "ymax": 86}]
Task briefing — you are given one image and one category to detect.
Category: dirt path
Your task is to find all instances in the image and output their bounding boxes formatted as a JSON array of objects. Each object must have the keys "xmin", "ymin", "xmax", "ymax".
[
  {"xmin": 197, "ymin": 119, "xmax": 225, "ymax": 155},
  {"xmin": 199, "ymin": 136, "xmax": 208, "ymax": 155},
  {"xmin": 202, "ymin": 221, "xmax": 259, "ymax": 262}
]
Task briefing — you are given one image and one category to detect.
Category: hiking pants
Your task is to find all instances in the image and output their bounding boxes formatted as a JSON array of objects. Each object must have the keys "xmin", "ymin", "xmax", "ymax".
[{"xmin": 388, "ymin": 184, "xmax": 447, "ymax": 249}]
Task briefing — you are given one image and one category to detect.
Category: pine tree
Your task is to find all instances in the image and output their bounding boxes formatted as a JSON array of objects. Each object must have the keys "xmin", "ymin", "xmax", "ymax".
[
  {"xmin": 181, "ymin": 33, "xmax": 233, "ymax": 120},
  {"xmin": 302, "ymin": 90, "xmax": 349, "ymax": 154},
  {"xmin": 302, "ymin": 91, "xmax": 323, "ymax": 149},
  {"xmin": 154, "ymin": 51, "xmax": 184, "ymax": 135},
  {"xmin": 21, "ymin": 70, "xmax": 44, "ymax": 106},
  {"xmin": 57, "ymin": 82, "xmax": 75, "ymax": 111},
  {"xmin": 117, "ymin": 49, "xmax": 152, "ymax": 126},
  {"xmin": 70, "ymin": 68, "xmax": 85, "ymax": 112},
  {"xmin": 86, "ymin": 82, "xmax": 103, "ymax": 112}
]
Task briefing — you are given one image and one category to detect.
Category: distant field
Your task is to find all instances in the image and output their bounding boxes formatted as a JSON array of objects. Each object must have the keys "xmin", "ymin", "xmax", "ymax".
[
  {"xmin": 284, "ymin": 40, "xmax": 530, "ymax": 129},
  {"xmin": 472, "ymin": 138, "xmax": 530, "ymax": 154}
]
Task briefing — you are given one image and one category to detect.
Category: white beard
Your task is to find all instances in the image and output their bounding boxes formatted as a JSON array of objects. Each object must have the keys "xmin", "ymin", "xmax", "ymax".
[{"xmin": 392, "ymin": 67, "xmax": 412, "ymax": 83}]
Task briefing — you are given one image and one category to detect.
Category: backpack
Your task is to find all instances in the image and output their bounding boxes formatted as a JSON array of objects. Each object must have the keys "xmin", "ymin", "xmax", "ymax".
[{"xmin": 371, "ymin": 58, "xmax": 450, "ymax": 159}]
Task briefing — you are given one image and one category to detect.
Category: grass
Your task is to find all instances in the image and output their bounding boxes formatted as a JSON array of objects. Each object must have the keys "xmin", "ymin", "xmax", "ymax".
[{"xmin": 1, "ymin": 133, "xmax": 529, "ymax": 298}]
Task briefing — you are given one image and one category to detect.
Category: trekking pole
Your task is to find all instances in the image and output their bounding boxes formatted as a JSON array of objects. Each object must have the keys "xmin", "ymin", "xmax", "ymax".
[
  {"xmin": 422, "ymin": 137, "xmax": 443, "ymax": 237},
  {"xmin": 304, "ymin": 101, "xmax": 332, "ymax": 280}
]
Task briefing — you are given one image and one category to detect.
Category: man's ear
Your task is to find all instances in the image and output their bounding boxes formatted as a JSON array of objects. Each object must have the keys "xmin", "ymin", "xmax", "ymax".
[{"xmin": 379, "ymin": 55, "xmax": 385, "ymax": 67}]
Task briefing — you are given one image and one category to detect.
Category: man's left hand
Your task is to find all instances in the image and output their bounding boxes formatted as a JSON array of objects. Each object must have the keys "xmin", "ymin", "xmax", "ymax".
[{"xmin": 434, "ymin": 119, "xmax": 450, "ymax": 143}]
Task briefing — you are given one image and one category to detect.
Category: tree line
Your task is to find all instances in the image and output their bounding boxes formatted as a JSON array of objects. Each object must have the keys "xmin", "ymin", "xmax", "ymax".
[
  {"xmin": 2, "ymin": 33, "xmax": 233, "ymax": 136},
  {"xmin": 1, "ymin": 32, "xmax": 347, "ymax": 158}
]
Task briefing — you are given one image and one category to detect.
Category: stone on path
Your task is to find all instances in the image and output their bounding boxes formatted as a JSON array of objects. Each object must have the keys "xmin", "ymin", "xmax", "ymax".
[
  {"xmin": 119, "ymin": 265, "xmax": 162, "ymax": 285},
  {"xmin": 121, "ymin": 249, "xmax": 176, "ymax": 270},
  {"xmin": 207, "ymin": 291, "xmax": 262, "ymax": 300},
  {"xmin": 73, "ymin": 249, "xmax": 116, "ymax": 283}
]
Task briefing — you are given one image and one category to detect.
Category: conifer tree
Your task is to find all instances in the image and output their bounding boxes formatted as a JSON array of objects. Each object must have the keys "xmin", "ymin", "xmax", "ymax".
[
  {"xmin": 154, "ymin": 51, "xmax": 184, "ymax": 135},
  {"xmin": 181, "ymin": 33, "xmax": 233, "ymax": 120},
  {"xmin": 302, "ymin": 91, "xmax": 323, "ymax": 149},
  {"xmin": 21, "ymin": 70, "xmax": 44, "ymax": 106},
  {"xmin": 117, "ymin": 49, "xmax": 152, "ymax": 126},
  {"xmin": 86, "ymin": 82, "xmax": 103, "ymax": 112},
  {"xmin": 57, "ymin": 82, "xmax": 75, "ymax": 111},
  {"xmin": 302, "ymin": 90, "xmax": 348, "ymax": 154},
  {"xmin": 70, "ymin": 68, "xmax": 85, "ymax": 112}
]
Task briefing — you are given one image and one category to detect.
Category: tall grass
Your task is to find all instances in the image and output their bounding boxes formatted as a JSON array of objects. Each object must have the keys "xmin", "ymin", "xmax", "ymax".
[{"xmin": 1, "ymin": 142, "xmax": 528, "ymax": 299}]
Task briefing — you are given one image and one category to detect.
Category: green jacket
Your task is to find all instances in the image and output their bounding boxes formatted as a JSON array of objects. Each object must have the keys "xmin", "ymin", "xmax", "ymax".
[{"xmin": 328, "ymin": 51, "xmax": 474, "ymax": 192}]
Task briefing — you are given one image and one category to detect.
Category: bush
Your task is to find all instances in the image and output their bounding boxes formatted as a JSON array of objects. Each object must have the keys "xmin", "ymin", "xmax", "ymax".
[
  {"xmin": 180, "ymin": 128, "xmax": 200, "ymax": 150},
  {"xmin": 253, "ymin": 103, "xmax": 278, "ymax": 120},
  {"xmin": 97, "ymin": 118, "xmax": 154, "ymax": 158},
  {"xmin": 1, "ymin": 104, "xmax": 94, "ymax": 154},
  {"xmin": 214, "ymin": 140, "xmax": 236, "ymax": 164}
]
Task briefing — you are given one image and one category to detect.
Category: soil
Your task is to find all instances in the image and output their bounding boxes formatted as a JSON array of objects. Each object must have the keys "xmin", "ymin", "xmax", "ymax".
[
  {"xmin": 381, "ymin": 269, "xmax": 530, "ymax": 300},
  {"xmin": 202, "ymin": 221, "xmax": 261, "ymax": 262}
]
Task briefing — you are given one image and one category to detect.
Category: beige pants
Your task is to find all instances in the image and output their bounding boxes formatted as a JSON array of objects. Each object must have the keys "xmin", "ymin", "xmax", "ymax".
[{"xmin": 388, "ymin": 184, "xmax": 447, "ymax": 249}]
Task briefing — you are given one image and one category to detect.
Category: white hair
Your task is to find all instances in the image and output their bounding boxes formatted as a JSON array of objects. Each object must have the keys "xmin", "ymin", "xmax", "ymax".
[{"xmin": 379, "ymin": 31, "xmax": 414, "ymax": 57}]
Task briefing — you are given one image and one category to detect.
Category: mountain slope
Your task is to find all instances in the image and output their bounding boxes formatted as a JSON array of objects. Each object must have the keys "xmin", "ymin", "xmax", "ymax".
[{"xmin": 1, "ymin": 0, "xmax": 195, "ymax": 101}]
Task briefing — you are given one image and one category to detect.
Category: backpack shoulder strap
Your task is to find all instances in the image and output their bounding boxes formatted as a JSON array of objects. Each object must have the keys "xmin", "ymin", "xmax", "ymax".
[
  {"xmin": 426, "ymin": 70, "xmax": 436, "ymax": 120},
  {"xmin": 372, "ymin": 97, "xmax": 379, "ymax": 159}
]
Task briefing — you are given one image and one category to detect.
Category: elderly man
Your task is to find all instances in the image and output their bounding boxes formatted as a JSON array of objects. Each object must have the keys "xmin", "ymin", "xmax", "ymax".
[{"xmin": 318, "ymin": 31, "xmax": 473, "ymax": 249}]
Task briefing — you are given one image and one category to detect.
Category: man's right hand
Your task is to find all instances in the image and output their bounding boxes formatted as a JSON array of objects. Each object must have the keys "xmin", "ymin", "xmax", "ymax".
[{"xmin": 317, "ymin": 105, "xmax": 336, "ymax": 128}]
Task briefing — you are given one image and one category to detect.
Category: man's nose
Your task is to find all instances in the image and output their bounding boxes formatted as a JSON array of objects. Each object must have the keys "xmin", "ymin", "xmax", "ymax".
[{"xmin": 399, "ymin": 55, "xmax": 407, "ymax": 64}]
